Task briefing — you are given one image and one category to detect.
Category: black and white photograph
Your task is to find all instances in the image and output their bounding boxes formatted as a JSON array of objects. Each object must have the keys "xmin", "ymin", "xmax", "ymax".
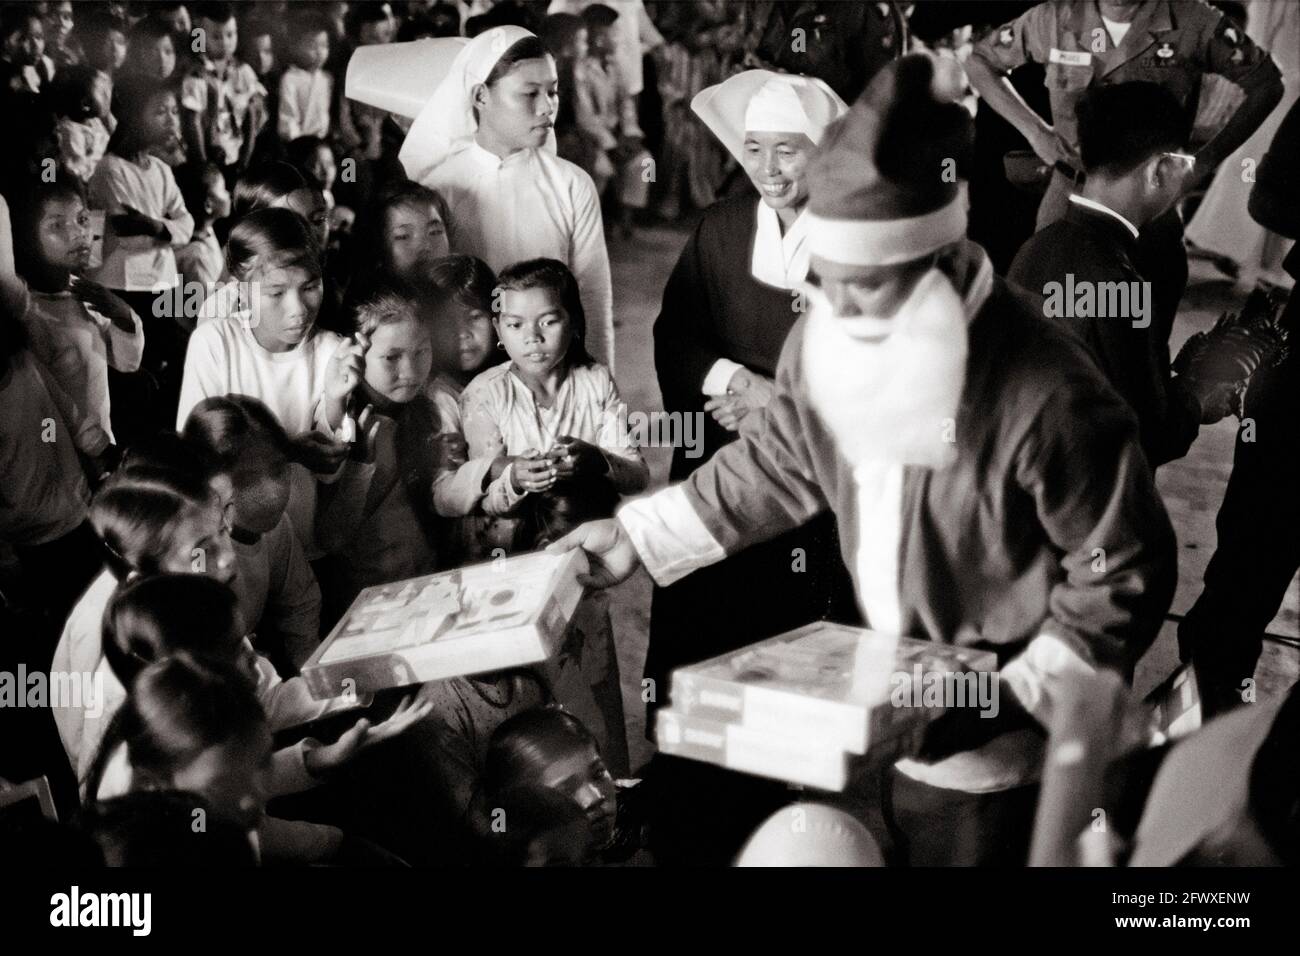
[{"xmin": 0, "ymin": 0, "xmax": 1296, "ymax": 936}]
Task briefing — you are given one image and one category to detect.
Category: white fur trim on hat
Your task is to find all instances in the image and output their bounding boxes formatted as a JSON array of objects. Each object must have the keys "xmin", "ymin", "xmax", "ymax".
[{"xmin": 807, "ymin": 187, "xmax": 969, "ymax": 271}]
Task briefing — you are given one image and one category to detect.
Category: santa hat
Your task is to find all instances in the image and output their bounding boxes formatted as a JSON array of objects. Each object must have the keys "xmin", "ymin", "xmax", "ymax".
[
  {"xmin": 691, "ymin": 70, "xmax": 848, "ymax": 164},
  {"xmin": 807, "ymin": 53, "xmax": 974, "ymax": 276}
]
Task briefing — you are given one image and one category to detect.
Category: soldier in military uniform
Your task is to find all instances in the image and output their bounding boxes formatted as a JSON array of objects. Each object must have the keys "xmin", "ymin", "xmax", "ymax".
[{"xmin": 967, "ymin": 0, "xmax": 1283, "ymax": 336}]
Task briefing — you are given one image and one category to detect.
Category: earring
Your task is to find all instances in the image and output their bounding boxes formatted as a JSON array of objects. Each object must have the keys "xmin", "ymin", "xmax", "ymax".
[{"xmin": 497, "ymin": 341, "xmax": 505, "ymax": 350}]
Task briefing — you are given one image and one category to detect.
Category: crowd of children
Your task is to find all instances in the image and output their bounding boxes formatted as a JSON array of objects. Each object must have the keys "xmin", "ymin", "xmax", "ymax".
[{"xmin": 0, "ymin": 0, "xmax": 658, "ymax": 868}]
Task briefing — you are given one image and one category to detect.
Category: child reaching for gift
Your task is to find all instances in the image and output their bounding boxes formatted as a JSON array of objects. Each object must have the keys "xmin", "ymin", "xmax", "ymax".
[{"xmin": 455, "ymin": 257, "xmax": 647, "ymax": 774}]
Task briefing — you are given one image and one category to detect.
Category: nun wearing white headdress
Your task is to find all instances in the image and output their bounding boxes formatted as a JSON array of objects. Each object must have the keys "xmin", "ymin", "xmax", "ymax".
[
  {"xmin": 389, "ymin": 25, "xmax": 615, "ymax": 369},
  {"xmin": 644, "ymin": 71, "xmax": 858, "ymax": 748}
]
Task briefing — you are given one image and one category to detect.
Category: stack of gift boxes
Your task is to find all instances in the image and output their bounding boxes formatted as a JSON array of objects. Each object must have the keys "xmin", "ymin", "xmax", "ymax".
[{"xmin": 656, "ymin": 622, "xmax": 1000, "ymax": 791}]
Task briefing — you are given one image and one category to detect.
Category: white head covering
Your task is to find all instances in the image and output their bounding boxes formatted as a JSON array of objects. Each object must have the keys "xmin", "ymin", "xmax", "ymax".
[
  {"xmin": 691, "ymin": 70, "xmax": 848, "ymax": 164},
  {"xmin": 386, "ymin": 25, "xmax": 556, "ymax": 184}
]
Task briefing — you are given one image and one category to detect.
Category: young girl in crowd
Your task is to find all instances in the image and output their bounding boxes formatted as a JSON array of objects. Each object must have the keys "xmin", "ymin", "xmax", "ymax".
[
  {"xmin": 425, "ymin": 254, "xmax": 499, "ymax": 566},
  {"xmin": 313, "ymin": 276, "xmax": 444, "ymax": 609},
  {"xmin": 88, "ymin": 654, "xmax": 275, "ymax": 844},
  {"xmin": 47, "ymin": 63, "xmax": 116, "ymax": 185},
  {"xmin": 285, "ymin": 136, "xmax": 353, "ymax": 245},
  {"xmin": 182, "ymin": 395, "xmax": 321, "ymax": 674},
  {"xmin": 176, "ymin": 207, "xmax": 361, "ymax": 556},
  {"xmin": 196, "ymin": 160, "xmax": 338, "ymax": 328},
  {"xmin": 84, "ymin": 573, "xmax": 430, "ymax": 864},
  {"xmin": 174, "ymin": 160, "xmax": 233, "ymax": 297},
  {"xmin": 456, "ymin": 257, "xmax": 647, "ymax": 774},
  {"xmin": 87, "ymin": 75, "xmax": 194, "ymax": 432},
  {"xmin": 372, "ymin": 180, "xmax": 451, "ymax": 285},
  {"xmin": 14, "ymin": 180, "xmax": 144, "ymax": 449},
  {"xmin": 51, "ymin": 438, "xmax": 375, "ymax": 792},
  {"xmin": 52, "ymin": 439, "xmax": 239, "ymax": 786}
]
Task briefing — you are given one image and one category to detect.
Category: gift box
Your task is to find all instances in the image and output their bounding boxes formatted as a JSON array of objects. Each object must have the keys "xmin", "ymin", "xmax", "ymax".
[
  {"xmin": 301, "ymin": 549, "xmax": 587, "ymax": 699},
  {"xmin": 655, "ymin": 708, "xmax": 851, "ymax": 791},
  {"xmin": 667, "ymin": 622, "xmax": 999, "ymax": 756}
]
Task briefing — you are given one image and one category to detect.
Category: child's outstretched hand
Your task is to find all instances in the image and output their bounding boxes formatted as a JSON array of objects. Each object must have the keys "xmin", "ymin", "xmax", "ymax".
[
  {"xmin": 303, "ymin": 694, "xmax": 434, "ymax": 777},
  {"xmin": 324, "ymin": 333, "xmax": 368, "ymax": 402},
  {"xmin": 433, "ymin": 432, "xmax": 468, "ymax": 471},
  {"xmin": 509, "ymin": 449, "xmax": 558, "ymax": 495},
  {"xmin": 70, "ymin": 277, "xmax": 133, "ymax": 324},
  {"xmin": 292, "ymin": 431, "xmax": 350, "ymax": 474},
  {"xmin": 550, "ymin": 436, "xmax": 609, "ymax": 479}
]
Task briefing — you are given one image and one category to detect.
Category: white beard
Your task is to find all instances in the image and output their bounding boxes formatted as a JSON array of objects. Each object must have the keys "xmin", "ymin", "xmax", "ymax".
[{"xmin": 801, "ymin": 268, "xmax": 970, "ymax": 469}]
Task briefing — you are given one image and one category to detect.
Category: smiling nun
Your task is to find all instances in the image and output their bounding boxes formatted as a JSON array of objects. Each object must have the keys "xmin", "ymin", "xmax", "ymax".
[{"xmin": 645, "ymin": 71, "xmax": 858, "ymax": 763}]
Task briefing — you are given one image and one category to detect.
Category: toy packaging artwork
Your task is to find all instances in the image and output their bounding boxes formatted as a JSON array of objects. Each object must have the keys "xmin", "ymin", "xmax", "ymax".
[
  {"xmin": 301, "ymin": 549, "xmax": 588, "ymax": 699},
  {"xmin": 656, "ymin": 623, "xmax": 1000, "ymax": 789}
]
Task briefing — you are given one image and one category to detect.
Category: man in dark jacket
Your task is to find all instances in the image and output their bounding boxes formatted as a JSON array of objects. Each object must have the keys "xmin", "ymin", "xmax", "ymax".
[
  {"xmin": 1009, "ymin": 81, "xmax": 1235, "ymax": 467},
  {"xmin": 554, "ymin": 54, "xmax": 1178, "ymax": 865},
  {"xmin": 1179, "ymin": 97, "xmax": 1300, "ymax": 717}
]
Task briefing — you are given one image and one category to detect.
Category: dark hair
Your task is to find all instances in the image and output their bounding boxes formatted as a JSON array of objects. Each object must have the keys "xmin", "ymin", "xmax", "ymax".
[
  {"xmin": 91, "ymin": 434, "xmax": 217, "ymax": 579},
  {"xmin": 11, "ymin": 178, "xmax": 87, "ymax": 291},
  {"xmin": 78, "ymin": 791, "xmax": 257, "ymax": 866},
  {"xmin": 430, "ymin": 254, "xmax": 497, "ymax": 316},
  {"xmin": 108, "ymin": 75, "xmax": 176, "ymax": 155},
  {"xmin": 349, "ymin": 1, "xmax": 394, "ymax": 29},
  {"xmin": 466, "ymin": 2, "xmax": 541, "ymax": 38},
  {"xmin": 127, "ymin": 15, "xmax": 177, "ymax": 54},
  {"xmin": 230, "ymin": 161, "xmax": 309, "ymax": 222},
  {"xmin": 284, "ymin": 135, "xmax": 333, "ymax": 189},
  {"xmin": 494, "ymin": 257, "xmax": 593, "ymax": 366},
  {"xmin": 376, "ymin": 180, "xmax": 450, "ymax": 234},
  {"xmin": 85, "ymin": 654, "xmax": 266, "ymax": 804},
  {"xmin": 347, "ymin": 269, "xmax": 421, "ymax": 335},
  {"xmin": 225, "ymin": 206, "xmax": 322, "ymax": 283},
  {"xmin": 483, "ymin": 706, "xmax": 600, "ymax": 799},
  {"xmin": 1077, "ymin": 82, "xmax": 1191, "ymax": 177},
  {"xmin": 483, "ymin": 35, "xmax": 550, "ymax": 87},
  {"xmin": 580, "ymin": 4, "xmax": 619, "ymax": 30},
  {"xmin": 2, "ymin": 4, "xmax": 42, "ymax": 40},
  {"xmin": 539, "ymin": 13, "xmax": 584, "ymax": 57},
  {"xmin": 289, "ymin": 10, "xmax": 333, "ymax": 45},
  {"xmin": 182, "ymin": 394, "xmax": 293, "ymax": 472},
  {"xmin": 74, "ymin": 7, "xmax": 128, "ymax": 46},
  {"xmin": 101, "ymin": 574, "xmax": 244, "ymax": 689},
  {"xmin": 43, "ymin": 63, "xmax": 105, "ymax": 122},
  {"xmin": 486, "ymin": 784, "xmax": 593, "ymax": 866},
  {"xmin": 174, "ymin": 160, "xmax": 223, "ymax": 225},
  {"xmin": 402, "ymin": 2, "xmax": 460, "ymax": 41},
  {"xmin": 194, "ymin": 2, "xmax": 236, "ymax": 26}
]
